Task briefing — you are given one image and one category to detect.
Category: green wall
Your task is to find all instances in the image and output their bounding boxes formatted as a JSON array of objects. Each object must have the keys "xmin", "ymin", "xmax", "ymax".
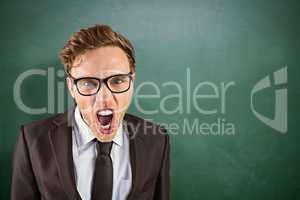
[{"xmin": 1, "ymin": 0, "xmax": 299, "ymax": 199}]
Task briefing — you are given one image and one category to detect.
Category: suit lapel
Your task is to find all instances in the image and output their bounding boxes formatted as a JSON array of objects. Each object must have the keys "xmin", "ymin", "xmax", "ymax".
[
  {"xmin": 48, "ymin": 108, "xmax": 81, "ymax": 200},
  {"xmin": 123, "ymin": 114, "xmax": 145, "ymax": 199}
]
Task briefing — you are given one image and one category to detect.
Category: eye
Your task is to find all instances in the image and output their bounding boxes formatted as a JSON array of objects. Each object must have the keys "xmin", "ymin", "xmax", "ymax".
[
  {"xmin": 83, "ymin": 81, "xmax": 94, "ymax": 86},
  {"xmin": 112, "ymin": 78, "xmax": 123, "ymax": 84},
  {"xmin": 110, "ymin": 76, "xmax": 127, "ymax": 85},
  {"xmin": 78, "ymin": 78, "xmax": 98, "ymax": 89}
]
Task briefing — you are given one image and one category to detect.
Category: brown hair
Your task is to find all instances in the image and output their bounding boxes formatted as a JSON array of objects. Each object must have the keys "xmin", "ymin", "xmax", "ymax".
[{"xmin": 59, "ymin": 24, "xmax": 135, "ymax": 74}]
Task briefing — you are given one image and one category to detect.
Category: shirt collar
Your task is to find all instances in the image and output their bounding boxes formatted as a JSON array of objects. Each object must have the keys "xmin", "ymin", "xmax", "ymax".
[{"xmin": 74, "ymin": 106, "xmax": 123, "ymax": 148}]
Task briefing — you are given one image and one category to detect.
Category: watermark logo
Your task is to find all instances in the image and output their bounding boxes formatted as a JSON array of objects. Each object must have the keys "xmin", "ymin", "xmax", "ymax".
[
  {"xmin": 13, "ymin": 68, "xmax": 73, "ymax": 115},
  {"xmin": 13, "ymin": 66, "xmax": 288, "ymax": 136},
  {"xmin": 250, "ymin": 67, "xmax": 288, "ymax": 133}
]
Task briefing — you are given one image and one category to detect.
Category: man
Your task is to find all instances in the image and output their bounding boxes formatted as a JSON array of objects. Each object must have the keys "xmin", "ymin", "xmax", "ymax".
[{"xmin": 11, "ymin": 24, "xmax": 170, "ymax": 200}]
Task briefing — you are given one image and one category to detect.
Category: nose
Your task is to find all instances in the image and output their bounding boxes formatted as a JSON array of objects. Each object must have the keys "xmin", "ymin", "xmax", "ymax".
[{"xmin": 95, "ymin": 83, "xmax": 113, "ymax": 104}]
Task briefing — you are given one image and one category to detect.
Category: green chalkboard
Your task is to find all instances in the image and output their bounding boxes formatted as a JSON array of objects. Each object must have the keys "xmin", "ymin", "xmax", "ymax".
[{"xmin": 1, "ymin": 0, "xmax": 299, "ymax": 199}]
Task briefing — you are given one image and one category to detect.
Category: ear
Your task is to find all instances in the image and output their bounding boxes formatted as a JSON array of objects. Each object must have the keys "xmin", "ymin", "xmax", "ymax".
[
  {"xmin": 131, "ymin": 72, "xmax": 136, "ymax": 80},
  {"xmin": 130, "ymin": 73, "xmax": 136, "ymax": 89},
  {"xmin": 66, "ymin": 77, "xmax": 75, "ymax": 98}
]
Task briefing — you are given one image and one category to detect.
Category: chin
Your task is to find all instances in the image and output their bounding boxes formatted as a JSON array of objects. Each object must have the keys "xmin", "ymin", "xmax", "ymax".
[{"xmin": 95, "ymin": 131, "xmax": 117, "ymax": 142}]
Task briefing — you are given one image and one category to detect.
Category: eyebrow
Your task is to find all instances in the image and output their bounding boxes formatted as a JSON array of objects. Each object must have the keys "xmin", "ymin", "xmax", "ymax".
[{"xmin": 71, "ymin": 71, "xmax": 131, "ymax": 79}]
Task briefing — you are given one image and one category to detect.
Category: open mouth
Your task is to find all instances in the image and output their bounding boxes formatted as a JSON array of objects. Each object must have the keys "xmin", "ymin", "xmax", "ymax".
[{"xmin": 97, "ymin": 109, "xmax": 114, "ymax": 135}]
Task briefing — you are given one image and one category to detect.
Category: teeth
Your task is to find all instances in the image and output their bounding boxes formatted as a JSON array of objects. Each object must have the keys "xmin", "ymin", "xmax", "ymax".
[
  {"xmin": 100, "ymin": 123, "xmax": 111, "ymax": 129},
  {"xmin": 98, "ymin": 109, "xmax": 113, "ymax": 116}
]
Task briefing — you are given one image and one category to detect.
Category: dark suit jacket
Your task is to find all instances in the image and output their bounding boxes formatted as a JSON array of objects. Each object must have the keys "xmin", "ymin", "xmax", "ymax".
[{"xmin": 11, "ymin": 108, "xmax": 170, "ymax": 200}]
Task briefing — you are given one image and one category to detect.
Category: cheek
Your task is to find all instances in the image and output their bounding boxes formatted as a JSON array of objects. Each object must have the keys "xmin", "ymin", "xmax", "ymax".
[
  {"xmin": 74, "ymin": 95, "xmax": 95, "ymax": 115},
  {"xmin": 116, "ymin": 90, "xmax": 134, "ymax": 111}
]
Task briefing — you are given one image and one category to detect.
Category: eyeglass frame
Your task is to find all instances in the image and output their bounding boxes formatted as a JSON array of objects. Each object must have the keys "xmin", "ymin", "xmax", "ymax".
[{"xmin": 67, "ymin": 71, "xmax": 134, "ymax": 96}]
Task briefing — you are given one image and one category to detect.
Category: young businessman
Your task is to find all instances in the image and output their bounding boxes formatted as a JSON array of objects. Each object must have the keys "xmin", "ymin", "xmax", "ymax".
[{"xmin": 11, "ymin": 24, "xmax": 170, "ymax": 200}]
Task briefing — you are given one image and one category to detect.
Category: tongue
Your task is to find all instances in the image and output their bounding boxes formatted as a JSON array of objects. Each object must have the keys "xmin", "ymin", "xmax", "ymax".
[{"xmin": 98, "ymin": 115, "xmax": 113, "ymax": 126}]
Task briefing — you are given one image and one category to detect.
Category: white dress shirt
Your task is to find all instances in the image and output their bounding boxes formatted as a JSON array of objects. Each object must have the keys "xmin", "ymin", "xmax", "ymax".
[{"xmin": 72, "ymin": 106, "xmax": 132, "ymax": 200}]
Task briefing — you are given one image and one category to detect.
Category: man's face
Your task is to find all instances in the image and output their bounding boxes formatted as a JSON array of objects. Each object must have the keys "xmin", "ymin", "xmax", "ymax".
[{"xmin": 67, "ymin": 46, "xmax": 135, "ymax": 142}]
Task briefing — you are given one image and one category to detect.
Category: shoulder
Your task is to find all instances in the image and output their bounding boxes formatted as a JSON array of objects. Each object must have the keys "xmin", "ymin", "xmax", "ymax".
[
  {"xmin": 19, "ymin": 111, "xmax": 69, "ymax": 144},
  {"xmin": 123, "ymin": 113, "xmax": 170, "ymax": 169}
]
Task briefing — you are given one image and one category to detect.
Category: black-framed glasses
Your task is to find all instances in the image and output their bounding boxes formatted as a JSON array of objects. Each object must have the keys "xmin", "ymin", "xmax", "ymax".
[{"xmin": 68, "ymin": 72, "xmax": 134, "ymax": 96}]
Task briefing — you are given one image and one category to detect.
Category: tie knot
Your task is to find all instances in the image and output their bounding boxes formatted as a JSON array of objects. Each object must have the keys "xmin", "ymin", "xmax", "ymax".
[{"xmin": 96, "ymin": 141, "xmax": 112, "ymax": 155}]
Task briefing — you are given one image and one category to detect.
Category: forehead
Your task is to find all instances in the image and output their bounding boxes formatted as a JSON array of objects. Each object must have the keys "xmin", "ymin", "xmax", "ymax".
[{"xmin": 71, "ymin": 46, "xmax": 130, "ymax": 77}]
